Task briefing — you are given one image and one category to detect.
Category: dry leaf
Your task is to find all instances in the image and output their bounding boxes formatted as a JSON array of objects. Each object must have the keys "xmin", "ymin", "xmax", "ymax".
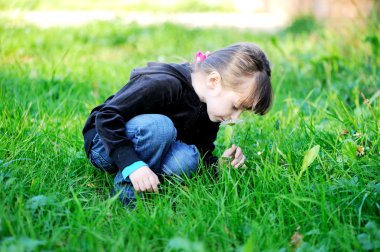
[
  {"xmin": 356, "ymin": 145, "xmax": 365, "ymax": 156},
  {"xmin": 290, "ymin": 226, "xmax": 304, "ymax": 250},
  {"xmin": 341, "ymin": 129, "xmax": 348, "ymax": 136}
]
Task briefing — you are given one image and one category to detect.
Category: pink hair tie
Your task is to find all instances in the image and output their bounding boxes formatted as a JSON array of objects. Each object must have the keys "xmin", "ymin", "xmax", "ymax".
[{"xmin": 195, "ymin": 51, "xmax": 210, "ymax": 62}]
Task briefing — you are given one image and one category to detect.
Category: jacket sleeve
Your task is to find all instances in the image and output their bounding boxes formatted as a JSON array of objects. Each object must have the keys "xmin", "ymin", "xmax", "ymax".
[
  {"xmin": 190, "ymin": 108, "xmax": 220, "ymax": 166},
  {"xmin": 95, "ymin": 74, "xmax": 181, "ymax": 171}
]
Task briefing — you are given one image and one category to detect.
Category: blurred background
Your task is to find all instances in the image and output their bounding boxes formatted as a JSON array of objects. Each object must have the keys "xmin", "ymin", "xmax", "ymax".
[
  {"xmin": 0, "ymin": 1, "xmax": 379, "ymax": 251},
  {"xmin": 0, "ymin": 0, "xmax": 377, "ymax": 31}
]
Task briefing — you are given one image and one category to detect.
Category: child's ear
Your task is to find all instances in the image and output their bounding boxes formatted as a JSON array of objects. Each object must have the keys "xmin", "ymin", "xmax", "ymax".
[{"xmin": 207, "ymin": 71, "xmax": 222, "ymax": 90}]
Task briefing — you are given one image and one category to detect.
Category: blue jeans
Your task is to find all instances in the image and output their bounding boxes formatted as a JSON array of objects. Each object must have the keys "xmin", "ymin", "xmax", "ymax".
[{"xmin": 89, "ymin": 114, "xmax": 200, "ymax": 206}]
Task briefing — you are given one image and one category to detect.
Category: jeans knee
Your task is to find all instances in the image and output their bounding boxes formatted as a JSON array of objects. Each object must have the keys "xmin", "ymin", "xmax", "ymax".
[
  {"xmin": 127, "ymin": 114, "xmax": 176, "ymax": 146},
  {"xmin": 162, "ymin": 142, "xmax": 200, "ymax": 178},
  {"xmin": 152, "ymin": 115, "xmax": 177, "ymax": 143}
]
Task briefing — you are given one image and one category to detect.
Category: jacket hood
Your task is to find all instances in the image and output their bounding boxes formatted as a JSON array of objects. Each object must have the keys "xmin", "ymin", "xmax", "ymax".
[{"xmin": 130, "ymin": 62, "xmax": 192, "ymax": 88}]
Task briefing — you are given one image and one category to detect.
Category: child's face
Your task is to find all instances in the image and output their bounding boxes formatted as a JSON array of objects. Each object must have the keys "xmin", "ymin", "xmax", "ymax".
[
  {"xmin": 206, "ymin": 87, "xmax": 247, "ymax": 123},
  {"xmin": 199, "ymin": 71, "xmax": 253, "ymax": 123},
  {"xmin": 206, "ymin": 80, "xmax": 252, "ymax": 122}
]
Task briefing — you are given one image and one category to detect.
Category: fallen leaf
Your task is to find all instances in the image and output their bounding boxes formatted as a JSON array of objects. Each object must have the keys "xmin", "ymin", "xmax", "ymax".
[
  {"xmin": 290, "ymin": 226, "xmax": 304, "ymax": 250},
  {"xmin": 356, "ymin": 145, "xmax": 365, "ymax": 156}
]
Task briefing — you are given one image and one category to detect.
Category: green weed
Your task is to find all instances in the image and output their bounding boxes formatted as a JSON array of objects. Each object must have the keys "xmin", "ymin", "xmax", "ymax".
[{"xmin": 0, "ymin": 16, "xmax": 379, "ymax": 251}]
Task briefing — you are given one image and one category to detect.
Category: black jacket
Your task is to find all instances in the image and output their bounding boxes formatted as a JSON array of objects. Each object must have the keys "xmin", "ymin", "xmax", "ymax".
[{"xmin": 82, "ymin": 62, "xmax": 219, "ymax": 171}]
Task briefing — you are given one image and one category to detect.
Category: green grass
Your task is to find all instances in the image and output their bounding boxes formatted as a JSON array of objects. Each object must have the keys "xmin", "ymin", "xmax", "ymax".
[{"xmin": 0, "ymin": 14, "xmax": 379, "ymax": 251}]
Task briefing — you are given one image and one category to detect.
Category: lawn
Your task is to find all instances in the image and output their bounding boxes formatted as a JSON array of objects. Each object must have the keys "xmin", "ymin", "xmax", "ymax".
[{"xmin": 0, "ymin": 11, "xmax": 379, "ymax": 252}]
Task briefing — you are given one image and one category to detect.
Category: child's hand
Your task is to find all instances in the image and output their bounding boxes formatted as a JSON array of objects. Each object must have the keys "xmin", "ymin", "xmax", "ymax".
[
  {"xmin": 129, "ymin": 166, "xmax": 160, "ymax": 193},
  {"xmin": 221, "ymin": 144, "xmax": 246, "ymax": 168}
]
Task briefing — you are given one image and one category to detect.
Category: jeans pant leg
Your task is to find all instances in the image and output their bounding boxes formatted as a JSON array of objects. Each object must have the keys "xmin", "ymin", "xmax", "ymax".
[
  {"xmin": 161, "ymin": 141, "xmax": 200, "ymax": 181},
  {"xmin": 89, "ymin": 114, "xmax": 176, "ymax": 170},
  {"xmin": 89, "ymin": 134, "xmax": 118, "ymax": 173},
  {"xmin": 125, "ymin": 114, "xmax": 177, "ymax": 172},
  {"xmin": 112, "ymin": 141, "xmax": 200, "ymax": 207},
  {"xmin": 89, "ymin": 114, "xmax": 199, "ymax": 206},
  {"xmin": 121, "ymin": 114, "xmax": 200, "ymax": 179},
  {"xmin": 113, "ymin": 114, "xmax": 177, "ymax": 205}
]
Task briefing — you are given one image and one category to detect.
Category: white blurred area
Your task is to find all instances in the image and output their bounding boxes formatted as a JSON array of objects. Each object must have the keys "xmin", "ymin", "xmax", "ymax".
[
  {"xmin": 121, "ymin": 0, "xmax": 373, "ymax": 20},
  {"xmin": 1, "ymin": 0, "xmax": 374, "ymax": 31}
]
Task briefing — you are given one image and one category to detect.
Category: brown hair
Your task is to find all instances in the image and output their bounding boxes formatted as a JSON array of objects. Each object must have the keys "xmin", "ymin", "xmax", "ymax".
[{"xmin": 192, "ymin": 42, "xmax": 273, "ymax": 115}]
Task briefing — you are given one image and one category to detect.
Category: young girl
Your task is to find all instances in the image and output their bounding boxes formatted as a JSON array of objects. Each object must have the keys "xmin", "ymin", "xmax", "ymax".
[{"xmin": 82, "ymin": 42, "xmax": 273, "ymax": 206}]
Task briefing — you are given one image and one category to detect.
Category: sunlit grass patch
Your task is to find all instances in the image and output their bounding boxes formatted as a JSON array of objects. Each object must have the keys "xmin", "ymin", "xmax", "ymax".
[{"xmin": 0, "ymin": 16, "xmax": 379, "ymax": 251}]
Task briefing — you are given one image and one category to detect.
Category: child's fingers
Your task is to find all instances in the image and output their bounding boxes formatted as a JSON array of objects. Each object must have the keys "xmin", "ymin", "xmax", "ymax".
[
  {"xmin": 231, "ymin": 154, "xmax": 246, "ymax": 168},
  {"xmin": 222, "ymin": 144, "xmax": 237, "ymax": 158},
  {"xmin": 131, "ymin": 180, "xmax": 140, "ymax": 192},
  {"xmin": 231, "ymin": 159, "xmax": 239, "ymax": 167},
  {"xmin": 135, "ymin": 181, "xmax": 144, "ymax": 192},
  {"xmin": 234, "ymin": 146, "xmax": 243, "ymax": 159},
  {"xmin": 130, "ymin": 166, "xmax": 160, "ymax": 193},
  {"xmin": 143, "ymin": 179, "xmax": 153, "ymax": 192},
  {"xmin": 149, "ymin": 176, "xmax": 159, "ymax": 193},
  {"xmin": 151, "ymin": 184, "xmax": 158, "ymax": 193},
  {"xmin": 230, "ymin": 145, "xmax": 238, "ymax": 157},
  {"xmin": 155, "ymin": 175, "xmax": 160, "ymax": 186},
  {"xmin": 227, "ymin": 144, "xmax": 236, "ymax": 154},
  {"xmin": 231, "ymin": 144, "xmax": 237, "ymax": 152},
  {"xmin": 139, "ymin": 180, "xmax": 147, "ymax": 192},
  {"xmin": 236, "ymin": 155, "xmax": 245, "ymax": 168}
]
